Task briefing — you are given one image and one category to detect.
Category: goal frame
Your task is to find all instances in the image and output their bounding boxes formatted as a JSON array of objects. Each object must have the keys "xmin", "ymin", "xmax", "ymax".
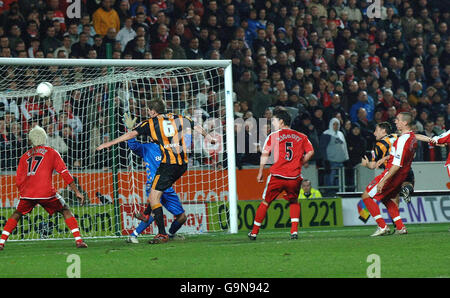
[{"xmin": 0, "ymin": 57, "xmax": 238, "ymax": 235}]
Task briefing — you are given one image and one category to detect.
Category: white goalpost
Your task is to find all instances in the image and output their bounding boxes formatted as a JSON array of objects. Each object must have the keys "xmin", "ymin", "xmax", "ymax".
[{"xmin": 0, "ymin": 57, "xmax": 237, "ymax": 240}]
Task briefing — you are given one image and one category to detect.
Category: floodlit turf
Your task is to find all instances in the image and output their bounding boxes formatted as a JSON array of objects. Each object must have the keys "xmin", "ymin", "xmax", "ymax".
[{"xmin": 0, "ymin": 224, "xmax": 449, "ymax": 278}]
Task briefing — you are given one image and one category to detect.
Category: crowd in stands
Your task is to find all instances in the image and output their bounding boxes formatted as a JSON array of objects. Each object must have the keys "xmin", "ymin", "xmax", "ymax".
[{"xmin": 0, "ymin": 0, "xmax": 449, "ymax": 192}]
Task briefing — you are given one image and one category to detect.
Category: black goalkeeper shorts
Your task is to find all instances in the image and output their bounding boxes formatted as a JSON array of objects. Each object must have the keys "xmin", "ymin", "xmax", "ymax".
[
  {"xmin": 151, "ymin": 163, "xmax": 188, "ymax": 192},
  {"xmin": 405, "ymin": 169, "xmax": 415, "ymax": 186}
]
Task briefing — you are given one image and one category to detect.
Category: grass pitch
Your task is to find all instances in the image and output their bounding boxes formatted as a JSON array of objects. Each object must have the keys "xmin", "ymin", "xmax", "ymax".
[{"xmin": 0, "ymin": 223, "xmax": 449, "ymax": 278}]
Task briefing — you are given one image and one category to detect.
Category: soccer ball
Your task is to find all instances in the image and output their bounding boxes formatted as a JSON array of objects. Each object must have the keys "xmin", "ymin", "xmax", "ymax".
[{"xmin": 36, "ymin": 82, "xmax": 53, "ymax": 98}]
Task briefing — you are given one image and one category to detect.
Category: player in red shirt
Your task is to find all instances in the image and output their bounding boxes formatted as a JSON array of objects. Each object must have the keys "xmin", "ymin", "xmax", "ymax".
[
  {"xmin": 0, "ymin": 126, "xmax": 87, "ymax": 250},
  {"xmin": 362, "ymin": 112, "xmax": 417, "ymax": 236},
  {"xmin": 249, "ymin": 109, "xmax": 314, "ymax": 240},
  {"xmin": 431, "ymin": 130, "xmax": 450, "ymax": 178}
]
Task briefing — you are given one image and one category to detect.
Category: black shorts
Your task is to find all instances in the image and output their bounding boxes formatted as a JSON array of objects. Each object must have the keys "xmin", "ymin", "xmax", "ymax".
[
  {"xmin": 151, "ymin": 163, "xmax": 188, "ymax": 192},
  {"xmin": 405, "ymin": 169, "xmax": 415, "ymax": 186}
]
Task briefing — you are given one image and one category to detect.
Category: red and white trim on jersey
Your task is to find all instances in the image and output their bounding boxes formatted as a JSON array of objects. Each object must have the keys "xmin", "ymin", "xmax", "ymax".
[
  {"xmin": 261, "ymin": 129, "xmax": 280, "ymax": 153},
  {"xmin": 391, "ymin": 132, "xmax": 412, "ymax": 167},
  {"xmin": 20, "ymin": 195, "xmax": 57, "ymax": 200},
  {"xmin": 434, "ymin": 129, "xmax": 450, "ymax": 143}
]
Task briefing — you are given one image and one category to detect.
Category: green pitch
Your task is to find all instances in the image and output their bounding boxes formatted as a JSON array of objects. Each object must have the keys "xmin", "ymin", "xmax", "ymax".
[{"xmin": 0, "ymin": 224, "xmax": 449, "ymax": 278}]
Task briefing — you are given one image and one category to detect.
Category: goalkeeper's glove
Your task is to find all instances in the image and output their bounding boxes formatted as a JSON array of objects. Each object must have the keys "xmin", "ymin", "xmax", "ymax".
[{"xmin": 123, "ymin": 112, "xmax": 137, "ymax": 130}]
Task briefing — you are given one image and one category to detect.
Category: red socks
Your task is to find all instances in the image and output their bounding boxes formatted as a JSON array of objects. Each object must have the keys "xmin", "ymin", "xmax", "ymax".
[
  {"xmin": 289, "ymin": 203, "xmax": 300, "ymax": 234},
  {"xmin": 252, "ymin": 201, "xmax": 302, "ymax": 235},
  {"xmin": 384, "ymin": 200, "xmax": 405, "ymax": 230},
  {"xmin": 251, "ymin": 202, "xmax": 268, "ymax": 235},
  {"xmin": 2, "ymin": 217, "xmax": 83, "ymax": 246},
  {"xmin": 0, "ymin": 218, "xmax": 18, "ymax": 246},
  {"xmin": 65, "ymin": 216, "xmax": 83, "ymax": 243},
  {"xmin": 363, "ymin": 198, "xmax": 387, "ymax": 228}
]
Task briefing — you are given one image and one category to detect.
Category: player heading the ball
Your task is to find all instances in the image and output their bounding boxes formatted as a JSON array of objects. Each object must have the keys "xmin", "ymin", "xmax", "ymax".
[{"xmin": 96, "ymin": 99, "xmax": 215, "ymax": 244}]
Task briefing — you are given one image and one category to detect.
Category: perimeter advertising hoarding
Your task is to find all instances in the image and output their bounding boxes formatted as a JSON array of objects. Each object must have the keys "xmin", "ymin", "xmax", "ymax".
[
  {"xmin": 208, "ymin": 198, "xmax": 343, "ymax": 231},
  {"xmin": 342, "ymin": 195, "xmax": 450, "ymax": 226}
]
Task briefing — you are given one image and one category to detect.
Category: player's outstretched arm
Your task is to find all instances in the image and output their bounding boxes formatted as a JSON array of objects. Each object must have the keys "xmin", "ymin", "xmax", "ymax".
[
  {"xmin": 96, "ymin": 130, "xmax": 139, "ymax": 151},
  {"xmin": 432, "ymin": 130, "xmax": 450, "ymax": 145},
  {"xmin": 415, "ymin": 134, "xmax": 433, "ymax": 143},
  {"xmin": 194, "ymin": 124, "xmax": 216, "ymax": 144}
]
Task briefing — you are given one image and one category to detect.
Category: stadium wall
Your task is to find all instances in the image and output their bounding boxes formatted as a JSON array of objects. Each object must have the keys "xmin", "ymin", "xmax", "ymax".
[{"xmin": 339, "ymin": 191, "xmax": 450, "ymax": 227}]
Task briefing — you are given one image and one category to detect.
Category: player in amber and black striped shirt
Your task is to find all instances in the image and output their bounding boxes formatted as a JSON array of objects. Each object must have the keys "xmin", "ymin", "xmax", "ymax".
[
  {"xmin": 97, "ymin": 99, "xmax": 213, "ymax": 244},
  {"xmin": 134, "ymin": 112, "xmax": 193, "ymax": 166}
]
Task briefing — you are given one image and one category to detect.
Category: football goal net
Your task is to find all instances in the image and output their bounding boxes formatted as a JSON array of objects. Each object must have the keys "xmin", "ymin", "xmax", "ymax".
[{"xmin": 0, "ymin": 58, "xmax": 237, "ymax": 241}]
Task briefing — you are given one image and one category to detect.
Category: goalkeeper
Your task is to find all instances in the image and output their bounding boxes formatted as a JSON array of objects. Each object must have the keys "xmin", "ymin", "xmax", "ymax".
[{"xmin": 123, "ymin": 113, "xmax": 187, "ymax": 244}]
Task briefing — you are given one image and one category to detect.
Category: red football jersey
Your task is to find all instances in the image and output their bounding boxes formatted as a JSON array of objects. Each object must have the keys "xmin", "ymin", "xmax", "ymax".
[
  {"xmin": 262, "ymin": 128, "xmax": 313, "ymax": 179},
  {"xmin": 16, "ymin": 146, "xmax": 74, "ymax": 199},
  {"xmin": 433, "ymin": 129, "xmax": 450, "ymax": 166},
  {"xmin": 387, "ymin": 131, "xmax": 417, "ymax": 174}
]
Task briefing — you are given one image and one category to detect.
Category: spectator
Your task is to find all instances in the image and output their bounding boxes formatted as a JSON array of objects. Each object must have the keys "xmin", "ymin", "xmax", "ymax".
[
  {"xmin": 320, "ymin": 117, "xmax": 349, "ymax": 188},
  {"xmin": 298, "ymin": 179, "xmax": 323, "ymax": 199},
  {"xmin": 345, "ymin": 122, "xmax": 367, "ymax": 168},
  {"xmin": 167, "ymin": 34, "xmax": 186, "ymax": 59},
  {"xmin": 53, "ymin": 35, "xmax": 71, "ymax": 58},
  {"xmin": 234, "ymin": 70, "xmax": 257, "ymax": 103},
  {"xmin": 40, "ymin": 26, "xmax": 62, "ymax": 56},
  {"xmin": 251, "ymin": 79, "xmax": 274, "ymax": 119},
  {"xmin": 420, "ymin": 120, "xmax": 443, "ymax": 161},
  {"xmin": 46, "ymin": 122, "xmax": 68, "ymax": 156},
  {"xmin": 117, "ymin": 0, "xmax": 132, "ymax": 26},
  {"xmin": 70, "ymin": 32, "xmax": 92, "ymax": 58},
  {"xmin": 185, "ymin": 37, "xmax": 203, "ymax": 59},
  {"xmin": 78, "ymin": 13, "xmax": 96, "ymax": 36},
  {"xmin": 350, "ymin": 90, "xmax": 375, "ymax": 123},
  {"xmin": 151, "ymin": 23, "xmax": 169, "ymax": 59},
  {"xmin": 343, "ymin": 0, "xmax": 362, "ymax": 23},
  {"xmin": 116, "ymin": 17, "xmax": 135, "ymax": 52},
  {"xmin": 103, "ymin": 27, "xmax": 118, "ymax": 49},
  {"xmin": 92, "ymin": 0, "xmax": 120, "ymax": 37},
  {"xmin": 324, "ymin": 93, "xmax": 347, "ymax": 124},
  {"xmin": 92, "ymin": 34, "xmax": 106, "ymax": 59}
]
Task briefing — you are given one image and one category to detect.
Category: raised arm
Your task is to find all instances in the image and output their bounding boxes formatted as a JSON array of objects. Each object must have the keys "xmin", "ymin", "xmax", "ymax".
[
  {"xmin": 96, "ymin": 130, "xmax": 139, "ymax": 151},
  {"xmin": 415, "ymin": 134, "xmax": 433, "ymax": 143},
  {"xmin": 194, "ymin": 124, "xmax": 216, "ymax": 144}
]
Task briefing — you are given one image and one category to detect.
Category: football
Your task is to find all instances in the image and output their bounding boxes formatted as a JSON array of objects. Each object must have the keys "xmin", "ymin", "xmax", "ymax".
[{"xmin": 36, "ymin": 82, "xmax": 53, "ymax": 98}]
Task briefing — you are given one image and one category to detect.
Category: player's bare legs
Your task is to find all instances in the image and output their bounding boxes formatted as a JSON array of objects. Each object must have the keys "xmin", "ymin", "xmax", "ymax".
[
  {"xmin": 361, "ymin": 191, "xmax": 390, "ymax": 236},
  {"xmin": 147, "ymin": 189, "xmax": 169, "ymax": 244}
]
